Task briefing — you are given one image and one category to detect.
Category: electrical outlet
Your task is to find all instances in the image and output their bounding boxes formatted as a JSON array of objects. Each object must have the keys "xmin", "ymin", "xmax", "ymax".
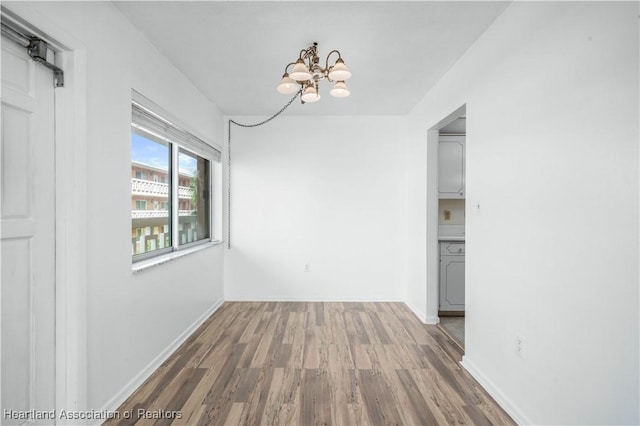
[
  {"xmin": 515, "ymin": 336, "xmax": 525, "ymax": 358},
  {"xmin": 304, "ymin": 263, "xmax": 311, "ymax": 272}
]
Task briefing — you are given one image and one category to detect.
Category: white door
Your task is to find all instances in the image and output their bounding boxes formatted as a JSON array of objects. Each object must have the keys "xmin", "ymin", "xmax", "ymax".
[{"xmin": 1, "ymin": 34, "xmax": 56, "ymax": 423}]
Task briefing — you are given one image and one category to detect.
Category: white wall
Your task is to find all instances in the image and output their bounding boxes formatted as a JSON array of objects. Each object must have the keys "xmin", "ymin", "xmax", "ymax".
[
  {"xmin": 5, "ymin": 1, "xmax": 225, "ymax": 412},
  {"xmin": 224, "ymin": 115, "xmax": 406, "ymax": 302},
  {"xmin": 405, "ymin": 2, "xmax": 639, "ymax": 424}
]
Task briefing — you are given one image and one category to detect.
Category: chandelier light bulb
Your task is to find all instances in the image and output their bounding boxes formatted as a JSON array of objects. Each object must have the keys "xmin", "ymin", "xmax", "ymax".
[
  {"xmin": 301, "ymin": 85, "xmax": 320, "ymax": 103},
  {"xmin": 289, "ymin": 59, "xmax": 312, "ymax": 81},
  {"xmin": 328, "ymin": 58, "xmax": 352, "ymax": 81},
  {"xmin": 330, "ymin": 81, "xmax": 350, "ymax": 98},
  {"xmin": 277, "ymin": 74, "xmax": 299, "ymax": 94}
]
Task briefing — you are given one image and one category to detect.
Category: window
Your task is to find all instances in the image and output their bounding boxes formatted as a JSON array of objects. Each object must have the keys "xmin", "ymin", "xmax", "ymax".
[
  {"xmin": 131, "ymin": 134, "xmax": 170, "ymax": 256},
  {"xmin": 178, "ymin": 148, "xmax": 210, "ymax": 245},
  {"xmin": 131, "ymin": 96, "xmax": 221, "ymax": 262}
]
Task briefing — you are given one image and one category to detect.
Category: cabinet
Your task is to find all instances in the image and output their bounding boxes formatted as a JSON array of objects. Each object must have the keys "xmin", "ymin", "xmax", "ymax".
[
  {"xmin": 438, "ymin": 135, "xmax": 465, "ymax": 199},
  {"xmin": 439, "ymin": 242, "xmax": 465, "ymax": 312}
]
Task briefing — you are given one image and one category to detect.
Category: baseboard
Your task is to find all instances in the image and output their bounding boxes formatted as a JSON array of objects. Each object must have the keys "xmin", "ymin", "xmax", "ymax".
[
  {"xmin": 424, "ymin": 315, "xmax": 440, "ymax": 325},
  {"xmin": 403, "ymin": 301, "xmax": 437, "ymax": 324},
  {"xmin": 93, "ymin": 299, "xmax": 224, "ymax": 425},
  {"xmin": 225, "ymin": 296, "xmax": 405, "ymax": 303},
  {"xmin": 461, "ymin": 356, "xmax": 532, "ymax": 425}
]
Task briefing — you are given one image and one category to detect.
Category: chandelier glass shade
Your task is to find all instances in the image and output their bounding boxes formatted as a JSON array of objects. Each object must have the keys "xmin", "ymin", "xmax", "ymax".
[
  {"xmin": 329, "ymin": 81, "xmax": 350, "ymax": 98},
  {"xmin": 289, "ymin": 59, "xmax": 313, "ymax": 81},
  {"xmin": 277, "ymin": 42, "xmax": 351, "ymax": 103},
  {"xmin": 276, "ymin": 74, "xmax": 299, "ymax": 94},
  {"xmin": 301, "ymin": 84, "xmax": 320, "ymax": 103}
]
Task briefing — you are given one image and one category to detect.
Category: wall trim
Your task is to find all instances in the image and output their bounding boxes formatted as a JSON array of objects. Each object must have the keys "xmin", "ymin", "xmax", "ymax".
[
  {"xmin": 461, "ymin": 355, "xmax": 532, "ymax": 425},
  {"xmin": 55, "ymin": 45, "xmax": 89, "ymax": 422},
  {"xmin": 403, "ymin": 301, "xmax": 439, "ymax": 324},
  {"xmin": 93, "ymin": 299, "xmax": 224, "ymax": 424},
  {"xmin": 405, "ymin": 301, "xmax": 425, "ymax": 322},
  {"xmin": 226, "ymin": 297, "xmax": 405, "ymax": 303},
  {"xmin": 424, "ymin": 315, "xmax": 440, "ymax": 325}
]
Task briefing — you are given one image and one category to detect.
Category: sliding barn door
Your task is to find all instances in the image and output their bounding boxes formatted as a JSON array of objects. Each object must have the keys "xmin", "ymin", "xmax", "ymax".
[{"xmin": 1, "ymin": 33, "xmax": 56, "ymax": 423}]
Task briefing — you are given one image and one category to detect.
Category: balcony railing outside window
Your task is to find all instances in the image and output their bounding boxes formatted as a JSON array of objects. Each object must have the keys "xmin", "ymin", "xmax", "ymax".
[
  {"xmin": 131, "ymin": 178, "xmax": 194, "ymax": 199},
  {"xmin": 131, "ymin": 210, "xmax": 196, "ymax": 219}
]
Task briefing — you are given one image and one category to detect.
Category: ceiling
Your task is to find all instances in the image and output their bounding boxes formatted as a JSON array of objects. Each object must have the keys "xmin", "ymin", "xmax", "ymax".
[{"xmin": 114, "ymin": 1, "xmax": 510, "ymax": 116}]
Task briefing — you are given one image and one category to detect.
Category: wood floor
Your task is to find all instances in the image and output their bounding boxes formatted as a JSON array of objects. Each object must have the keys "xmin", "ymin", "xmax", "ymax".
[{"xmin": 104, "ymin": 302, "xmax": 514, "ymax": 426}]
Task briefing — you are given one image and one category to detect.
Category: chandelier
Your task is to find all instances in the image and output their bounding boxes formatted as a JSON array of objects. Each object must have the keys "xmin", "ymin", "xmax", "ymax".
[{"xmin": 276, "ymin": 42, "xmax": 352, "ymax": 103}]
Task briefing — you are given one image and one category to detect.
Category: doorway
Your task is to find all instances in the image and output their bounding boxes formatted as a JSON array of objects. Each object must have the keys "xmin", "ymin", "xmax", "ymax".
[{"xmin": 428, "ymin": 106, "xmax": 466, "ymax": 348}]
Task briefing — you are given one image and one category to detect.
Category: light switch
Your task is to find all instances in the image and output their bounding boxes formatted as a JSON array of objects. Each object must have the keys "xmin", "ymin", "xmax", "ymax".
[{"xmin": 443, "ymin": 210, "xmax": 451, "ymax": 221}]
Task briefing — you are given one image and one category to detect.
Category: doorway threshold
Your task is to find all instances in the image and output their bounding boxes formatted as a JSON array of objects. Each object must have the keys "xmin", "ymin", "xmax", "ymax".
[{"xmin": 438, "ymin": 317, "xmax": 465, "ymax": 350}]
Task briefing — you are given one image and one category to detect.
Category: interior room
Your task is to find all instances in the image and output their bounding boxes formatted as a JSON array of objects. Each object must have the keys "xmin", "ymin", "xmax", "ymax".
[
  {"xmin": 437, "ymin": 116, "xmax": 467, "ymax": 346},
  {"xmin": 1, "ymin": 1, "xmax": 638, "ymax": 425}
]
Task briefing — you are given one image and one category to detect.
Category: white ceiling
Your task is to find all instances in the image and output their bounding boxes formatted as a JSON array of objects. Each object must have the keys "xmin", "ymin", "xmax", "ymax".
[{"xmin": 114, "ymin": 1, "xmax": 510, "ymax": 116}]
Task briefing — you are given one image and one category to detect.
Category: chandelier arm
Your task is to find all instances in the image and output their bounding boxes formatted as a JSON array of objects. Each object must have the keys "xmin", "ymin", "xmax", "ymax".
[
  {"xmin": 226, "ymin": 88, "xmax": 302, "ymax": 249},
  {"xmin": 324, "ymin": 49, "xmax": 342, "ymax": 71},
  {"xmin": 284, "ymin": 62, "xmax": 297, "ymax": 74}
]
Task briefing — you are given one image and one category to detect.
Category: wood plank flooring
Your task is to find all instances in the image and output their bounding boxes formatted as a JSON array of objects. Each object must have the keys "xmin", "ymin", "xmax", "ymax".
[{"xmin": 104, "ymin": 302, "xmax": 514, "ymax": 426}]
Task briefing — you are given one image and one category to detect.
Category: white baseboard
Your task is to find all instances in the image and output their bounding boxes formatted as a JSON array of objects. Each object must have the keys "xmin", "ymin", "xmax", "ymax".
[
  {"xmin": 424, "ymin": 315, "xmax": 440, "ymax": 325},
  {"xmin": 93, "ymin": 299, "xmax": 224, "ymax": 425},
  {"xmin": 404, "ymin": 301, "xmax": 430, "ymax": 324},
  {"xmin": 403, "ymin": 302, "xmax": 440, "ymax": 325},
  {"xmin": 461, "ymin": 355, "xmax": 532, "ymax": 425},
  {"xmin": 225, "ymin": 296, "xmax": 404, "ymax": 303}
]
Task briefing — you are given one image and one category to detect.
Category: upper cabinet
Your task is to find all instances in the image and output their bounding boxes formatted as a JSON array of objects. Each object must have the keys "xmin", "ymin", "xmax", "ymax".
[{"xmin": 438, "ymin": 135, "xmax": 465, "ymax": 199}]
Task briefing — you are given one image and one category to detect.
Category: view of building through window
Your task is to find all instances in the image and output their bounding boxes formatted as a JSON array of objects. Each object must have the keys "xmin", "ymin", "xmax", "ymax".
[
  {"xmin": 131, "ymin": 133, "xmax": 171, "ymax": 255},
  {"xmin": 131, "ymin": 132, "xmax": 212, "ymax": 256},
  {"xmin": 178, "ymin": 148, "xmax": 210, "ymax": 245}
]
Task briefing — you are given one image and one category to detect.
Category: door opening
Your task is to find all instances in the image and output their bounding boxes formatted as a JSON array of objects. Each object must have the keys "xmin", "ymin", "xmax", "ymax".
[{"xmin": 428, "ymin": 106, "xmax": 466, "ymax": 349}]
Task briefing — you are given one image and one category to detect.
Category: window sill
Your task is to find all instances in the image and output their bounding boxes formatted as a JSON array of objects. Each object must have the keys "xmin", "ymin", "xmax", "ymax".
[{"xmin": 132, "ymin": 240, "xmax": 223, "ymax": 273}]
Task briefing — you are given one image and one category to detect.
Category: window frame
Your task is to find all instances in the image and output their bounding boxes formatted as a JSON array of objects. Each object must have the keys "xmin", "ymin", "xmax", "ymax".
[{"xmin": 131, "ymin": 93, "xmax": 220, "ymax": 265}]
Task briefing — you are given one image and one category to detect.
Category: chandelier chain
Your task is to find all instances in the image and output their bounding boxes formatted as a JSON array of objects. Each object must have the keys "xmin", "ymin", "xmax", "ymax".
[{"xmin": 227, "ymin": 89, "xmax": 302, "ymax": 249}]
